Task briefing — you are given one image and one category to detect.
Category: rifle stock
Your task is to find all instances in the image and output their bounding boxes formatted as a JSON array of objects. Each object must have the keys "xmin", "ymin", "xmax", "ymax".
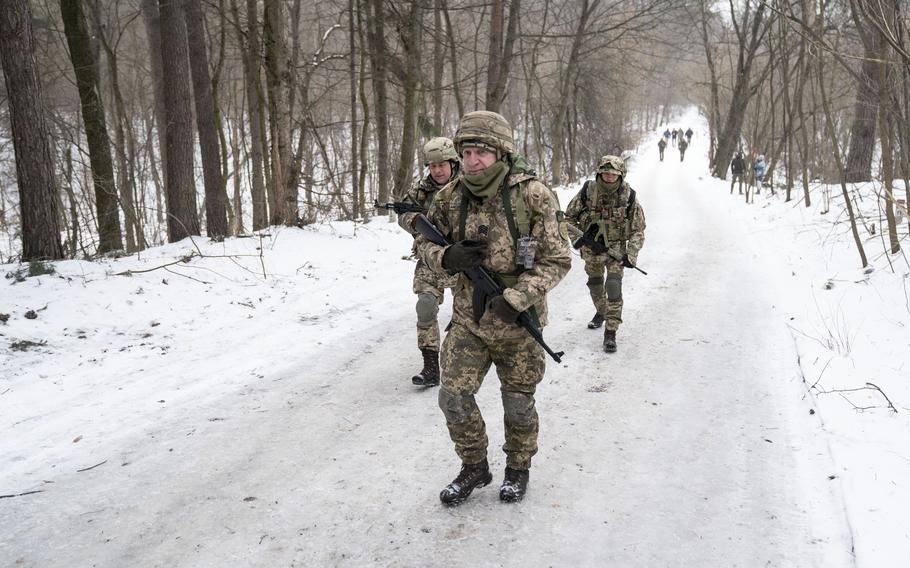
[{"xmin": 413, "ymin": 214, "xmax": 565, "ymax": 363}]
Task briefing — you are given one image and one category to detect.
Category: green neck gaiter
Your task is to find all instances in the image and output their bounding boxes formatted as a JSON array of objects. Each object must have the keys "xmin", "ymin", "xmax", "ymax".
[
  {"xmin": 596, "ymin": 177, "xmax": 622, "ymax": 202},
  {"xmin": 463, "ymin": 161, "xmax": 509, "ymax": 200}
]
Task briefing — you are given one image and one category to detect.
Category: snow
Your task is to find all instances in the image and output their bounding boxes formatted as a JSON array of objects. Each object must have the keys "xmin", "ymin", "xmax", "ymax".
[{"xmin": 2, "ymin": 107, "xmax": 908, "ymax": 566}]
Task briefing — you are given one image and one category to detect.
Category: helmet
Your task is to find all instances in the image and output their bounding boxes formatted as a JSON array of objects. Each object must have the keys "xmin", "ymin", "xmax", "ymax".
[
  {"xmin": 596, "ymin": 155, "xmax": 626, "ymax": 176},
  {"xmin": 423, "ymin": 137, "xmax": 458, "ymax": 165},
  {"xmin": 757, "ymin": 154, "xmax": 765, "ymax": 162},
  {"xmin": 453, "ymin": 111, "xmax": 515, "ymax": 155}
]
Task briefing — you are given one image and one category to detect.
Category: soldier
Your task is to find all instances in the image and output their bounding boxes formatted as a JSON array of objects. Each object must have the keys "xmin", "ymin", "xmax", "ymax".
[
  {"xmin": 415, "ymin": 111, "xmax": 570, "ymax": 505},
  {"xmin": 657, "ymin": 137, "xmax": 667, "ymax": 162},
  {"xmin": 678, "ymin": 136, "xmax": 688, "ymax": 162},
  {"xmin": 565, "ymin": 155, "xmax": 646, "ymax": 353},
  {"xmin": 397, "ymin": 137, "xmax": 460, "ymax": 387}
]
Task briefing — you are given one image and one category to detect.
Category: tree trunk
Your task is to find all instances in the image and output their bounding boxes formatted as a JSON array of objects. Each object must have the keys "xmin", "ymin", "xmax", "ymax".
[
  {"xmin": 184, "ymin": 0, "xmax": 228, "ymax": 238},
  {"xmin": 349, "ymin": 0, "xmax": 360, "ymax": 219},
  {"xmin": 365, "ymin": 0, "xmax": 391, "ymax": 204},
  {"xmin": 441, "ymin": 0, "xmax": 464, "ymax": 118},
  {"xmin": 86, "ymin": 0, "xmax": 143, "ymax": 252},
  {"xmin": 158, "ymin": 0, "xmax": 200, "ymax": 242},
  {"xmin": 60, "ymin": 0, "xmax": 123, "ymax": 254},
  {"xmin": 0, "ymin": 0, "xmax": 65, "ymax": 260},
  {"xmin": 392, "ymin": 0, "xmax": 421, "ymax": 199},
  {"xmin": 844, "ymin": 10, "xmax": 879, "ymax": 183},
  {"xmin": 712, "ymin": 2, "xmax": 773, "ymax": 179},
  {"xmin": 264, "ymin": 0, "xmax": 295, "ymax": 225},
  {"xmin": 140, "ymin": 0, "xmax": 168, "ymax": 215},
  {"xmin": 876, "ymin": 3, "xmax": 899, "ymax": 254}
]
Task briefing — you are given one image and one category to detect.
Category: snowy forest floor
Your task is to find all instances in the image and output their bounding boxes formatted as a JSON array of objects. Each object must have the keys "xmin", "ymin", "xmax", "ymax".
[{"xmin": 2, "ymin": 109, "xmax": 908, "ymax": 567}]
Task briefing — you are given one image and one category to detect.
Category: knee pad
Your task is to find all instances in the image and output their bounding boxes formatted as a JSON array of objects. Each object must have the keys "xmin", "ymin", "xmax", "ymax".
[
  {"xmin": 415, "ymin": 292, "xmax": 440, "ymax": 327},
  {"xmin": 586, "ymin": 275, "xmax": 604, "ymax": 288},
  {"xmin": 605, "ymin": 273, "xmax": 623, "ymax": 301},
  {"xmin": 439, "ymin": 387, "xmax": 474, "ymax": 424},
  {"xmin": 502, "ymin": 391, "xmax": 535, "ymax": 425}
]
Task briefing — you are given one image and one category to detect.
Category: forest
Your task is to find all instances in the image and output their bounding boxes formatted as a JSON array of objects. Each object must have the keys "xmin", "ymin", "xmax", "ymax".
[{"xmin": 0, "ymin": 0, "xmax": 907, "ymax": 264}]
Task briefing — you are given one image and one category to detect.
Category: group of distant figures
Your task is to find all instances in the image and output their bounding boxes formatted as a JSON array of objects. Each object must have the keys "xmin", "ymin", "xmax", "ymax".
[
  {"xmin": 657, "ymin": 127, "xmax": 693, "ymax": 162},
  {"xmin": 729, "ymin": 150, "xmax": 774, "ymax": 203}
]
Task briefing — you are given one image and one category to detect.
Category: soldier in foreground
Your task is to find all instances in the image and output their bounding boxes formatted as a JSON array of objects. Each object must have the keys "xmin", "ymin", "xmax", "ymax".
[
  {"xmin": 415, "ymin": 111, "xmax": 570, "ymax": 505},
  {"xmin": 396, "ymin": 138, "xmax": 460, "ymax": 387},
  {"xmin": 565, "ymin": 155, "xmax": 646, "ymax": 353}
]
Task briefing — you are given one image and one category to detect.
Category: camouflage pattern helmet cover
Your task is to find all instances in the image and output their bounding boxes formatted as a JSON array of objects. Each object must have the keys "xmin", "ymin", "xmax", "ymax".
[
  {"xmin": 597, "ymin": 154, "xmax": 626, "ymax": 176},
  {"xmin": 423, "ymin": 137, "xmax": 459, "ymax": 165},
  {"xmin": 453, "ymin": 110, "xmax": 515, "ymax": 155}
]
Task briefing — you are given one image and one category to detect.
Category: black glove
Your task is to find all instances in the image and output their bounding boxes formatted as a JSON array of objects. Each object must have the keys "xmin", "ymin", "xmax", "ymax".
[
  {"xmin": 487, "ymin": 295, "xmax": 521, "ymax": 323},
  {"xmin": 441, "ymin": 240, "xmax": 487, "ymax": 273},
  {"xmin": 621, "ymin": 254, "xmax": 635, "ymax": 268}
]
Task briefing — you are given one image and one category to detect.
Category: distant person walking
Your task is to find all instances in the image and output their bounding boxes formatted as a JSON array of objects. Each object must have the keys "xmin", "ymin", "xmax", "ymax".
[
  {"xmin": 685, "ymin": 128, "xmax": 693, "ymax": 143},
  {"xmin": 730, "ymin": 152, "xmax": 745, "ymax": 195},
  {"xmin": 671, "ymin": 129, "xmax": 677, "ymax": 147},
  {"xmin": 753, "ymin": 154, "xmax": 766, "ymax": 194},
  {"xmin": 657, "ymin": 137, "xmax": 667, "ymax": 161},
  {"xmin": 678, "ymin": 137, "xmax": 688, "ymax": 162},
  {"xmin": 663, "ymin": 128, "xmax": 671, "ymax": 142}
]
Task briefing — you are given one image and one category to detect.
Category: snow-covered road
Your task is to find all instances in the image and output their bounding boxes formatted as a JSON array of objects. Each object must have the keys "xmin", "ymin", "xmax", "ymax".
[{"xmin": 2, "ymin": 119, "xmax": 856, "ymax": 567}]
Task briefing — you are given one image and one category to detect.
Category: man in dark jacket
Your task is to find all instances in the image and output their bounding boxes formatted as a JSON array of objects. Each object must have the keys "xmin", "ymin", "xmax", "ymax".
[{"xmin": 730, "ymin": 152, "xmax": 745, "ymax": 195}]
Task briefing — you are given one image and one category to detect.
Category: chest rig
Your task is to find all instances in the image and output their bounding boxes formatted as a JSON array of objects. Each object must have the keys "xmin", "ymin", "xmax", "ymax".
[{"xmin": 581, "ymin": 180, "xmax": 636, "ymax": 243}]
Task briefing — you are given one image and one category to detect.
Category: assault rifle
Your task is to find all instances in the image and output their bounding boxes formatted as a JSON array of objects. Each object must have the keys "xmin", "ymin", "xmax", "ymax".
[
  {"xmin": 413, "ymin": 213, "xmax": 565, "ymax": 363},
  {"xmin": 374, "ymin": 200, "xmax": 426, "ymax": 215},
  {"xmin": 572, "ymin": 224, "xmax": 648, "ymax": 275}
]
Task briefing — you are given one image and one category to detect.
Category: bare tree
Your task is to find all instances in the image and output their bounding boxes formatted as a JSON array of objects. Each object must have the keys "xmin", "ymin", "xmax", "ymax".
[
  {"xmin": 711, "ymin": 0, "xmax": 774, "ymax": 180},
  {"xmin": 158, "ymin": 0, "xmax": 200, "ymax": 241},
  {"xmin": 0, "ymin": 0, "xmax": 64, "ymax": 260},
  {"xmin": 184, "ymin": 0, "xmax": 228, "ymax": 237},
  {"xmin": 60, "ymin": 0, "xmax": 123, "ymax": 254}
]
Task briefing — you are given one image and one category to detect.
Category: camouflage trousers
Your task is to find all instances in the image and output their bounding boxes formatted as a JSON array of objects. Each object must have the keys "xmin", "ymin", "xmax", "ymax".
[
  {"xmin": 413, "ymin": 260, "xmax": 457, "ymax": 351},
  {"xmin": 438, "ymin": 323, "xmax": 546, "ymax": 470},
  {"xmin": 581, "ymin": 247, "xmax": 625, "ymax": 332}
]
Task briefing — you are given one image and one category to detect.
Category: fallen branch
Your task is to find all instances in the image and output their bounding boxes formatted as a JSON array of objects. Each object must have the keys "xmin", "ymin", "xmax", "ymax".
[
  {"xmin": 76, "ymin": 460, "xmax": 108, "ymax": 472},
  {"xmin": 116, "ymin": 253, "xmax": 197, "ymax": 276},
  {"xmin": 0, "ymin": 490, "xmax": 44, "ymax": 499}
]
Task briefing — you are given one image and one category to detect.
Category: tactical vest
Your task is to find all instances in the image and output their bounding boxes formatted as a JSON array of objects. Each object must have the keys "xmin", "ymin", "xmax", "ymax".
[
  {"xmin": 455, "ymin": 172, "xmax": 540, "ymax": 326},
  {"xmin": 580, "ymin": 179, "xmax": 636, "ymax": 243}
]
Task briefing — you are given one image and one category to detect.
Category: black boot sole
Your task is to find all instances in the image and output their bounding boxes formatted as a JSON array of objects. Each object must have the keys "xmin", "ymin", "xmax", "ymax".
[{"xmin": 587, "ymin": 322, "xmax": 603, "ymax": 329}]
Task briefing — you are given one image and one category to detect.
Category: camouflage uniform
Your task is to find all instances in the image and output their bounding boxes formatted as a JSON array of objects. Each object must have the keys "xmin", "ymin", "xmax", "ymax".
[
  {"xmin": 398, "ymin": 174, "xmax": 458, "ymax": 352},
  {"xmin": 416, "ymin": 113, "xmax": 570, "ymax": 474},
  {"xmin": 565, "ymin": 157, "xmax": 646, "ymax": 334}
]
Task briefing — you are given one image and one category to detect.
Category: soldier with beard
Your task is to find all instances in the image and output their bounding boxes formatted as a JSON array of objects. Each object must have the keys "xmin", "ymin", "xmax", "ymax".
[
  {"xmin": 416, "ymin": 111, "xmax": 570, "ymax": 505},
  {"xmin": 397, "ymin": 137, "xmax": 461, "ymax": 387},
  {"xmin": 566, "ymin": 155, "xmax": 646, "ymax": 353}
]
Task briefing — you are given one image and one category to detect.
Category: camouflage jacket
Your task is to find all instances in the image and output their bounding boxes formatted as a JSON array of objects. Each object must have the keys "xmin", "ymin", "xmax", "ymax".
[
  {"xmin": 397, "ymin": 174, "xmax": 447, "ymax": 237},
  {"xmin": 565, "ymin": 179, "xmax": 646, "ymax": 263},
  {"xmin": 416, "ymin": 168, "xmax": 570, "ymax": 337}
]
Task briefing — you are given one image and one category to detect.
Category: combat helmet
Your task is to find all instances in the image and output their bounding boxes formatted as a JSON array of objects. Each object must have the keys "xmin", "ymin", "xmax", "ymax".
[
  {"xmin": 453, "ymin": 111, "xmax": 515, "ymax": 156},
  {"xmin": 597, "ymin": 155, "xmax": 626, "ymax": 177},
  {"xmin": 423, "ymin": 137, "xmax": 458, "ymax": 166}
]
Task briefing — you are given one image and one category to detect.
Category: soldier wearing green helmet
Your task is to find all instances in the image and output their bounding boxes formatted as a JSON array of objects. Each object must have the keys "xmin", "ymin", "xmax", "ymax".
[
  {"xmin": 416, "ymin": 110, "xmax": 570, "ymax": 505},
  {"xmin": 397, "ymin": 137, "xmax": 461, "ymax": 387},
  {"xmin": 565, "ymin": 154, "xmax": 646, "ymax": 353}
]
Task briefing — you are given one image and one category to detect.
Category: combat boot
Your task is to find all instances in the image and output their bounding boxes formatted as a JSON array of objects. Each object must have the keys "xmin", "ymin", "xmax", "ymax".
[
  {"xmin": 412, "ymin": 348, "xmax": 439, "ymax": 387},
  {"xmin": 499, "ymin": 467, "xmax": 529, "ymax": 502},
  {"xmin": 439, "ymin": 459, "xmax": 493, "ymax": 506},
  {"xmin": 587, "ymin": 313, "xmax": 604, "ymax": 329},
  {"xmin": 603, "ymin": 329, "xmax": 617, "ymax": 353}
]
